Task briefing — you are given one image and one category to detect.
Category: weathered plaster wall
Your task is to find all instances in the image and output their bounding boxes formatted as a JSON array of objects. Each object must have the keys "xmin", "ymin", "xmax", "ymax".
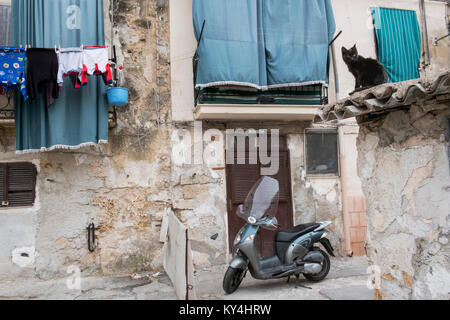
[
  {"xmin": 357, "ymin": 103, "xmax": 450, "ymax": 299},
  {"xmin": 0, "ymin": 0, "xmax": 172, "ymax": 280}
]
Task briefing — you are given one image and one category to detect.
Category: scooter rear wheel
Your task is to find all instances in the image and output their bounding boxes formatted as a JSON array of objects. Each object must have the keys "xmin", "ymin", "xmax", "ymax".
[
  {"xmin": 304, "ymin": 249, "xmax": 330, "ymax": 282},
  {"xmin": 223, "ymin": 267, "xmax": 246, "ymax": 294}
]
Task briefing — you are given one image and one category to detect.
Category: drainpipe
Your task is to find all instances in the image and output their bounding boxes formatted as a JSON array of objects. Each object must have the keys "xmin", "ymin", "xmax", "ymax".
[
  {"xmin": 419, "ymin": 0, "xmax": 431, "ymax": 68},
  {"xmin": 331, "ymin": 43, "xmax": 340, "ymax": 100},
  {"xmin": 338, "ymin": 125, "xmax": 353, "ymax": 257}
]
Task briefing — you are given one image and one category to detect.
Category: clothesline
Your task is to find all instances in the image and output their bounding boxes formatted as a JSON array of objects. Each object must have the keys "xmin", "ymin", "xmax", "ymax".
[
  {"xmin": 1, "ymin": 46, "xmax": 115, "ymax": 105},
  {"xmin": 18, "ymin": 44, "xmax": 109, "ymax": 51}
]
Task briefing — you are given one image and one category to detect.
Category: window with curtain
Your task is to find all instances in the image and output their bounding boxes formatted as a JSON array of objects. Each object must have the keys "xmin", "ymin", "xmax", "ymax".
[
  {"xmin": 0, "ymin": 4, "xmax": 11, "ymax": 46},
  {"xmin": 12, "ymin": 0, "xmax": 109, "ymax": 153},
  {"xmin": 371, "ymin": 7, "xmax": 421, "ymax": 83},
  {"xmin": 0, "ymin": 2, "xmax": 13, "ymax": 116},
  {"xmin": 192, "ymin": 0, "xmax": 335, "ymax": 104},
  {"xmin": 305, "ymin": 129, "xmax": 339, "ymax": 176}
]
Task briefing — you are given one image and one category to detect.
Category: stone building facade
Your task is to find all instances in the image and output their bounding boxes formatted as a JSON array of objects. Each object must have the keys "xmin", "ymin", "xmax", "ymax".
[
  {"xmin": 0, "ymin": 0, "xmax": 173, "ymax": 280},
  {"xmin": 0, "ymin": 0, "xmax": 354, "ymax": 281},
  {"xmin": 0, "ymin": 0, "xmax": 448, "ymax": 299}
]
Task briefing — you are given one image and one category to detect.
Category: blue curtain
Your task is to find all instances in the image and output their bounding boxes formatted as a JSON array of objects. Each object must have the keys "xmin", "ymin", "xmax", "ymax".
[
  {"xmin": 193, "ymin": 0, "xmax": 335, "ymax": 89},
  {"xmin": 12, "ymin": 0, "xmax": 108, "ymax": 152},
  {"xmin": 263, "ymin": 0, "xmax": 335, "ymax": 87},
  {"xmin": 193, "ymin": 0, "xmax": 267, "ymax": 89},
  {"xmin": 372, "ymin": 7, "xmax": 421, "ymax": 83}
]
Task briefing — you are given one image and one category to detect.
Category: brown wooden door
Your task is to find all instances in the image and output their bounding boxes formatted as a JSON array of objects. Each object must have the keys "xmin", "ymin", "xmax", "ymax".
[{"xmin": 226, "ymin": 137, "xmax": 294, "ymax": 258}]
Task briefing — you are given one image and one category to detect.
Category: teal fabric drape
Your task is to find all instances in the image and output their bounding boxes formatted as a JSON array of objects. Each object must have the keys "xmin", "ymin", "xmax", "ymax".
[
  {"xmin": 193, "ymin": 0, "xmax": 336, "ymax": 89},
  {"xmin": 12, "ymin": 0, "xmax": 108, "ymax": 152},
  {"xmin": 263, "ymin": 0, "xmax": 335, "ymax": 87},
  {"xmin": 372, "ymin": 7, "xmax": 421, "ymax": 83},
  {"xmin": 193, "ymin": 0, "xmax": 267, "ymax": 89}
]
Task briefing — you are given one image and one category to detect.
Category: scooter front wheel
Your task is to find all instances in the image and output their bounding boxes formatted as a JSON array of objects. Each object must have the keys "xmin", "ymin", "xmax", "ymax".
[
  {"xmin": 303, "ymin": 249, "xmax": 330, "ymax": 282},
  {"xmin": 223, "ymin": 267, "xmax": 246, "ymax": 294}
]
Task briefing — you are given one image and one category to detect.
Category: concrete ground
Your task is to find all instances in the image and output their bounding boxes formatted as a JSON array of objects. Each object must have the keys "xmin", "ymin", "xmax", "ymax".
[
  {"xmin": 195, "ymin": 256, "xmax": 374, "ymax": 300},
  {"xmin": 0, "ymin": 273, "xmax": 178, "ymax": 300},
  {"xmin": 0, "ymin": 256, "xmax": 372, "ymax": 300}
]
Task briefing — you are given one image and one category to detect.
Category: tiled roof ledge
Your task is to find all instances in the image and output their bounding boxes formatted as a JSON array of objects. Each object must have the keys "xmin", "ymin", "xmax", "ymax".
[{"xmin": 314, "ymin": 72, "xmax": 450, "ymax": 124}]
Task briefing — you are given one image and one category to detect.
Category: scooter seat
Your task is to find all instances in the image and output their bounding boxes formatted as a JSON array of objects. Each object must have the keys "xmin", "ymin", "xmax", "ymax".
[{"xmin": 275, "ymin": 223, "xmax": 321, "ymax": 243}]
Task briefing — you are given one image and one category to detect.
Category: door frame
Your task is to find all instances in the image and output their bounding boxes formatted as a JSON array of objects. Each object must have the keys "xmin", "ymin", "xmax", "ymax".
[{"xmin": 224, "ymin": 135, "xmax": 295, "ymax": 256}]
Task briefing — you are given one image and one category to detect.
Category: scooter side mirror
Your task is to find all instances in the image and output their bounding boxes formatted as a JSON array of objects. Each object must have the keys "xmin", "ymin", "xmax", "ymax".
[{"xmin": 236, "ymin": 204, "xmax": 245, "ymax": 219}]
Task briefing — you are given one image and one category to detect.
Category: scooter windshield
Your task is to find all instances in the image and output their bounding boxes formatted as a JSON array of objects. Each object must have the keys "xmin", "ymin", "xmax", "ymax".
[{"xmin": 241, "ymin": 176, "xmax": 279, "ymax": 222}]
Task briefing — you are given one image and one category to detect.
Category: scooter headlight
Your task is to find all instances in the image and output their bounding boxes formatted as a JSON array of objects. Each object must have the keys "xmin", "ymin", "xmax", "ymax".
[{"xmin": 233, "ymin": 226, "xmax": 246, "ymax": 246}]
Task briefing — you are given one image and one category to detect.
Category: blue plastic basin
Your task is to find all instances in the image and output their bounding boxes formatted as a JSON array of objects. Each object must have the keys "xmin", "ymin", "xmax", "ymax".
[{"xmin": 107, "ymin": 87, "xmax": 129, "ymax": 106}]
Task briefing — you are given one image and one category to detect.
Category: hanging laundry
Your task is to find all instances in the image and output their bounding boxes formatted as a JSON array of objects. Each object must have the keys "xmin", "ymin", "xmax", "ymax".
[
  {"xmin": 80, "ymin": 47, "xmax": 113, "ymax": 86},
  {"xmin": 57, "ymin": 47, "xmax": 83, "ymax": 89},
  {"xmin": 0, "ymin": 47, "xmax": 28, "ymax": 100},
  {"xmin": 26, "ymin": 48, "xmax": 59, "ymax": 106}
]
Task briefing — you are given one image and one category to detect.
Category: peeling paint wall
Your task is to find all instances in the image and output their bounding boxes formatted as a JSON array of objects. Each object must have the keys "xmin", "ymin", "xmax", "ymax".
[
  {"xmin": 357, "ymin": 102, "xmax": 450, "ymax": 299},
  {"xmin": 0, "ymin": 0, "xmax": 172, "ymax": 280}
]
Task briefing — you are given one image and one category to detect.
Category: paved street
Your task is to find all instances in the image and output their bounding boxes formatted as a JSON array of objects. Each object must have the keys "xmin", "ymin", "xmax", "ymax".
[
  {"xmin": 196, "ymin": 256, "xmax": 373, "ymax": 300},
  {"xmin": 0, "ymin": 256, "xmax": 372, "ymax": 300}
]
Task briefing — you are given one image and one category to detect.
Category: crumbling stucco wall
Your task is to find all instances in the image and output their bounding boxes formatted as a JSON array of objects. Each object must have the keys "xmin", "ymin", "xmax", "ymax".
[
  {"xmin": 0, "ymin": 0, "xmax": 172, "ymax": 280},
  {"xmin": 357, "ymin": 102, "xmax": 450, "ymax": 299}
]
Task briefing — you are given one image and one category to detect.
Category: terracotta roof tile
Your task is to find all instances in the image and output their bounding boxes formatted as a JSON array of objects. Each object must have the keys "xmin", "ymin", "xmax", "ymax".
[{"xmin": 314, "ymin": 72, "xmax": 450, "ymax": 123}]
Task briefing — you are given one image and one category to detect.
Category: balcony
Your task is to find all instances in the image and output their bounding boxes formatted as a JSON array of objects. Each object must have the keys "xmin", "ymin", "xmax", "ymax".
[{"xmin": 194, "ymin": 84, "xmax": 328, "ymax": 121}]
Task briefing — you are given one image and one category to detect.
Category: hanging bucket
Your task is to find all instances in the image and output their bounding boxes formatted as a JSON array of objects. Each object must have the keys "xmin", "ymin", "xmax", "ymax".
[{"xmin": 107, "ymin": 87, "xmax": 129, "ymax": 106}]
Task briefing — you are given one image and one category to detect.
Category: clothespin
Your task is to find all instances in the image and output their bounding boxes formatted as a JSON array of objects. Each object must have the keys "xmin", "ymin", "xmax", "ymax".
[
  {"xmin": 81, "ymin": 44, "xmax": 84, "ymax": 50},
  {"xmin": 54, "ymin": 44, "xmax": 57, "ymax": 52}
]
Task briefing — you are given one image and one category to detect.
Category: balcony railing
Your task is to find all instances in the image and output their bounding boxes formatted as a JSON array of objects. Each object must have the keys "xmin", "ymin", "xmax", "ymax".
[{"xmin": 195, "ymin": 84, "xmax": 328, "ymax": 106}]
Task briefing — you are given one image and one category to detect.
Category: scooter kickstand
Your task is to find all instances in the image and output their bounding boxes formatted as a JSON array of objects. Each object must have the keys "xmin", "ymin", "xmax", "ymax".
[{"xmin": 295, "ymin": 274, "xmax": 312, "ymax": 290}]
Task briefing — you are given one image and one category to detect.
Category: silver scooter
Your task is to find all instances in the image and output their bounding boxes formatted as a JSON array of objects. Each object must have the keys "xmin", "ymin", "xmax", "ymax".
[{"xmin": 223, "ymin": 176, "xmax": 335, "ymax": 294}]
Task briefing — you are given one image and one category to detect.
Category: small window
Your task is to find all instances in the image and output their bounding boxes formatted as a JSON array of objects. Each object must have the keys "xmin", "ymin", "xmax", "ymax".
[
  {"xmin": 0, "ymin": 3, "xmax": 11, "ymax": 46},
  {"xmin": 305, "ymin": 129, "xmax": 339, "ymax": 176},
  {"xmin": 0, "ymin": 162, "xmax": 37, "ymax": 208}
]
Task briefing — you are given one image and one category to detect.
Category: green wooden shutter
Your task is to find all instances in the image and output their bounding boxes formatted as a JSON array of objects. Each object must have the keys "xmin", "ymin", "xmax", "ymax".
[{"xmin": 372, "ymin": 7, "xmax": 421, "ymax": 83}]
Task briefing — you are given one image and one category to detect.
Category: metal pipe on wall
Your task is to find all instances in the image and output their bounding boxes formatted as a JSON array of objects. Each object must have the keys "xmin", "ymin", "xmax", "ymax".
[
  {"xmin": 338, "ymin": 125, "xmax": 353, "ymax": 257},
  {"xmin": 419, "ymin": 0, "xmax": 431, "ymax": 66}
]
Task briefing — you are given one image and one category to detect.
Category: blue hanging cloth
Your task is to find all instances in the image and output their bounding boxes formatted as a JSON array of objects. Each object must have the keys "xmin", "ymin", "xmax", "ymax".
[
  {"xmin": 263, "ymin": 0, "xmax": 335, "ymax": 88},
  {"xmin": 193, "ymin": 0, "xmax": 267, "ymax": 89},
  {"xmin": 12, "ymin": 0, "xmax": 109, "ymax": 153},
  {"xmin": 193, "ymin": 0, "xmax": 336, "ymax": 90}
]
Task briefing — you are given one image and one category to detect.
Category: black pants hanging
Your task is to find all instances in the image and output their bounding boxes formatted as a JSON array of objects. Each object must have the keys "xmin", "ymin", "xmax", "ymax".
[{"xmin": 26, "ymin": 48, "xmax": 59, "ymax": 105}]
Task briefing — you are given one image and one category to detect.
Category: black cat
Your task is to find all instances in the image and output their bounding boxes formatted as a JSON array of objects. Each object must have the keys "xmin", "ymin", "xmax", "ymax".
[{"xmin": 342, "ymin": 44, "xmax": 388, "ymax": 94}]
